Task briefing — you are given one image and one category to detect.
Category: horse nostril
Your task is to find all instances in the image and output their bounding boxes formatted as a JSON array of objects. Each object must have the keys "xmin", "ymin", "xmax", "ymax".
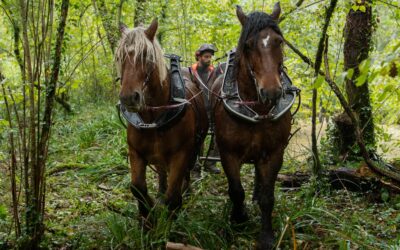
[
  {"xmin": 133, "ymin": 91, "xmax": 141, "ymax": 103},
  {"xmin": 120, "ymin": 91, "xmax": 141, "ymax": 107},
  {"xmin": 119, "ymin": 95, "xmax": 129, "ymax": 104},
  {"xmin": 259, "ymin": 88, "xmax": 268, "ymax": 103},
  {"xmin": 260, "ymin": 88, "xmax": 268, "ymax": 98}
]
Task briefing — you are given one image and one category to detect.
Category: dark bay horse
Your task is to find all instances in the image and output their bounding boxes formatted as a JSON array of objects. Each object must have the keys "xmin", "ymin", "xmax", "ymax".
[
  {"xmin": 116, "ymin": 19, "xmax": 208, "ymax": 223},
  {"xmin": 211, "ymin": 4, "xmax": 291, "ymax": 249}
]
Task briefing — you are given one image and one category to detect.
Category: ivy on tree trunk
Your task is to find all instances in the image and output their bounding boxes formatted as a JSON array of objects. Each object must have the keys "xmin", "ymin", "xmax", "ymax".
[{"xmin": 334, "ymin": 0, "xmax": 375, "ymax": 158}]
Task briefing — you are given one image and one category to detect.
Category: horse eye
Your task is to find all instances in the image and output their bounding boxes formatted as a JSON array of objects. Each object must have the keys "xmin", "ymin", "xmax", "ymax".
[{"xmin": 275, "ymin": 37, "xmax": 283, "ymax": 46}]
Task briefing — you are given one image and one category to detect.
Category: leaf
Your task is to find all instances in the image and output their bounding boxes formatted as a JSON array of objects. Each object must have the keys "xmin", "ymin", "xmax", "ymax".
[
  {"xmin": 359, "ymin": 58, "xmax": 371, "ymax": 74},
  {"xmin": 378, "ymin": 90, "xmax": 389, "ymax": 102},
  {"xmin": 392, "ymin": 41, "xmax": 400, "ymax": 52},
  {"xmin": 352, "ymin": 5, "xmax": 359, "ymax": 11},
  {"xmin": 313, "ymin": 75, "xmax": 324, "ymax": 89},
  {"xmin": 368, "ymin": 70, "xmax": 379, "ymax": 82},
  {"xmin": 355, "ymin": 73, "xmax": 368, "ymax": 86},
  {"xmin": 347, "ymin": 68, "xmax": 354, "ymax": 80},
  {"xmin": 359, "ymin": 5, "xmax": 366, "ymax": 12},
  {"xmin": 379, "ymin": 84, "xmax": 394, "ymax": 102},
  {"xmin": 0, "ymin": 205, "xmax": 7, "ymax": 220},
  {"xmin": 337, "ymin": 71, "xmax": 347, "ymax": 85}
]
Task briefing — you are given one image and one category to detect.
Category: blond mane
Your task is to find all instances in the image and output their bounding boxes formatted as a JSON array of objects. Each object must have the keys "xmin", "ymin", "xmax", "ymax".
[{"xmin": 115, "ymin": 27, "xmax": 167, "ymax": 84}]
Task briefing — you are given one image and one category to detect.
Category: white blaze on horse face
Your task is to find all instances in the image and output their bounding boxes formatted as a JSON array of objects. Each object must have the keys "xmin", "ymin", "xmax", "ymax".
[{"xmin": 262, "ymin": 35, "xmax": 270, "ymax": 48}]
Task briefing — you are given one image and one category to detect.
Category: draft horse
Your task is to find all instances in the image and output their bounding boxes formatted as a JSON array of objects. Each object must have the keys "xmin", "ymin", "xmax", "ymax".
[
  {"xmin": 116, "ymin": 19, "xmax": 208, "ymax": 224},
  {"xmin": 211, "ymin": 4, "xmax": 292, "ymax": 249}
]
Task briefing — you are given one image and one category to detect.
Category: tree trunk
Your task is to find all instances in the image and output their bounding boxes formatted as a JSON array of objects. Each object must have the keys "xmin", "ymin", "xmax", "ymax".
[
  {"xmin": 157, "ymin": 0, "xmax": 168, "ymax": 46},
  {"xmin": 21, "ymin": 0, "xmax": 70, "ymax": 247},
  {"xmin": 134, "ymin": 0, "xmax": 147, "ymax": 27},
  {"xmin": 92, "ymin": 0, "xmax": 118, "ymax": 53},
  {"xmin": 311, "ymin": 0, "xmax": 338, "ymax": 178},
  {"xmin": 0, "ymin": 73, "xmax": 21, "ymax": 237},
  {"xmin": 334, "ymin": 0, "xmax": 375, "ymax": 158}
]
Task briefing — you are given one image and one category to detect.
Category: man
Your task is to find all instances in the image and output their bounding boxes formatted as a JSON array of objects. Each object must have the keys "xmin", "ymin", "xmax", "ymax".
[{"xmin": 188, "ymin": 44, "xmax": 222, "ymax": 177}]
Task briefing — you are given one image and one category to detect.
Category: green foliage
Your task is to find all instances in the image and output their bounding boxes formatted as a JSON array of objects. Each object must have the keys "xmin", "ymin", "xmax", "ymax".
[
  {"xmin": 313, "ymin": 75, "xmax": 324, "ymax": 90},
  {"xmin": 10, "ymin": 104, "xmax": 396, "ymax": 248},
  {"xmin": 0, "ymin": 0, "xmax": 399, "ymax": 248},
  {"xmin": 0, "ymin": 205, "xmax": 7, "ymax": 221}
]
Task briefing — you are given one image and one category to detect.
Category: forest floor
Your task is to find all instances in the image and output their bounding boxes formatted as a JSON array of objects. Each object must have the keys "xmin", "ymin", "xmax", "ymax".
[{"xmin": 1, "ymin": 102, "xmax": 400, "ymax": 249}]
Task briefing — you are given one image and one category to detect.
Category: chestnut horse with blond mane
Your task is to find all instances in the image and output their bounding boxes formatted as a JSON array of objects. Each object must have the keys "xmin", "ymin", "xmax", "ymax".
[{"xmin": 116, "ymin": 19, "xmax": 208, "ymax": 224}]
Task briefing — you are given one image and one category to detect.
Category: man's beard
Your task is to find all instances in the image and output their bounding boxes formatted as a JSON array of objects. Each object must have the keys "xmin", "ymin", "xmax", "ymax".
[{"xmin": 201, "ymin": 61, "xmax": 211, "ymax": 67}]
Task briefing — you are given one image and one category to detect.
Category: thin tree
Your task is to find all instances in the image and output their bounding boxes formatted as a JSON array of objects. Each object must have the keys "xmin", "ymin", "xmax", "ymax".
[
  {"xmin": 311, "ymin": 0, "xmax": 338, "ymax": 177},
  {"xmin": 0, "ymin": 0, "xmax": 71, "ymax": 247}
]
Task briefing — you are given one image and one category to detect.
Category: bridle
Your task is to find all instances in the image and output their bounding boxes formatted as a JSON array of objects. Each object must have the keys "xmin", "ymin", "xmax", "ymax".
[
  {"xmin": 119, "ymin": 61, "xmax": 155, "ymax": 88},
  {"xmin": 245, "ymin": 61, "xmax": 285, "ymax": 107},
  {"xmin": 118, "ymin": 58, "xmax": 201, "ymax": 111}
]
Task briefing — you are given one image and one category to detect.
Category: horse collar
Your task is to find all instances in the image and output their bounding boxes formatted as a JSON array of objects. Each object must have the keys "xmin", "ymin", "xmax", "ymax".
[
  {"xmin": 118, "ymin": 54, "xmax": 187, "ymax": 129},
  {"xmin": 221, "ymin": 48, "xmax": 300, "ymax": 123}
]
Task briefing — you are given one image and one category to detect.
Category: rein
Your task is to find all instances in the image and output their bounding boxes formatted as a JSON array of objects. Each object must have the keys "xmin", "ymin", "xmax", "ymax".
[
  {"xmin": 195, "ymin": 61, "xmax": 281, "ymax": 111},
  {"xmin": 190, "ymin": 69, "xmax": 225, "ymax": 100},
  {"xmin": 144, "ymin": 90, "xmax": 203, "ymax": 111}
]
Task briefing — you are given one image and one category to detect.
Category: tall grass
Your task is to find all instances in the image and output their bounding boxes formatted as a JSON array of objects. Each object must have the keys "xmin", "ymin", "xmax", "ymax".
[{"xmin": 1, "ymin": 101, "xmax": 397, "ymax": 249}]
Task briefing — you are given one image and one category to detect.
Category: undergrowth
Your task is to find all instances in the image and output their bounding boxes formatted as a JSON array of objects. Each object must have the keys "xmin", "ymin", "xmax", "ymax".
[{"xmin": 1, "ymin": 102, "xmax": 399, "ymax": 249}]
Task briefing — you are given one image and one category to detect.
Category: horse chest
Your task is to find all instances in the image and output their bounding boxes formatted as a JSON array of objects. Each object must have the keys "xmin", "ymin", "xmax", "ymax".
[
  {"xmin": 129, "ymin": 127, "xmax": 192, "ymax": 165},
  {"xmin": 216, "ymin": 113, "xmax": 290, "ymax": 161}
]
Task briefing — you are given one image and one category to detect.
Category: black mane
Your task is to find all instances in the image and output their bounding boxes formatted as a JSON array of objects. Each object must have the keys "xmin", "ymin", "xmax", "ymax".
[{"xmin": 236, "ymin": 11, "xmax": 282, "ymax": 63}]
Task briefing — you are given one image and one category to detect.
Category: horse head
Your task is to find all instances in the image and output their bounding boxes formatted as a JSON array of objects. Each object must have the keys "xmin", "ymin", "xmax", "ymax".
[
  {"xmin": 116, "ymin": 19, "xmax": 167, "ymax": 112},
  {"xmin": 236, "ymin": 3, "xmax": 283, "ymax": 105}
]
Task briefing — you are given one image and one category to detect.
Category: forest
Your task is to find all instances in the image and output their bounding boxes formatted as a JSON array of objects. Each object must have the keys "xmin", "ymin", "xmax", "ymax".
[{"xmin": 0, "ymin": 0, "xmax": 399, "ymax": 249}]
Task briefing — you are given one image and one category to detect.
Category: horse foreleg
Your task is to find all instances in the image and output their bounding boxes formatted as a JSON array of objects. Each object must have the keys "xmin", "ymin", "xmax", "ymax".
[
  {"xmin": 165, "ymin": 153, "xmax": 188, "ymax": 214},
  {"xmin": 182, "ymin": 149, "xmax": 199, "ymax": 196},
  {"xmin": 129, "ymin": 148, "xmax": 154, "ymax": 221},
  {"xmin": 256, "ymin": 149, "xmax": 284, "ymax": 250},
  {"xmin": 220, "ymin": 153, "xmax": 248, "ymax": 224},
  {"xmin": 156, "ymin": 165, "xmax": 167, "ymax": 196},
  {"xmin": 253, "ymin": 167, "xmax": 261, "ymax": 203}
]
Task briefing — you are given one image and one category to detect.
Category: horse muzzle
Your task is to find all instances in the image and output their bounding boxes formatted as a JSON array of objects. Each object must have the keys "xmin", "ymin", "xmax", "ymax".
[
  {"xmin": 259, "ymin": 87, "xmax": 282, "ymax": 105},
  {"xmin": 119, "ymin": 91, "xmax": 143, "ymax": 112}
]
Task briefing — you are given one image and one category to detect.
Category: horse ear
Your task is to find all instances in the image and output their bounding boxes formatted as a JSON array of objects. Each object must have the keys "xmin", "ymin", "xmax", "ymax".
[
  {"xmin": 119, "ymin": 22, "xmax": 129, "ymax": 36},
  {"xmin": 145, "ymin": 18, "xmax": 158, "ymax": 41},
  {"xmin": 270, "ymin": 2, "xmax": 281, "ymax": 21},
  {"xmin": 236, "ymin": 5, "xmax": 247, "ymax": 26}
]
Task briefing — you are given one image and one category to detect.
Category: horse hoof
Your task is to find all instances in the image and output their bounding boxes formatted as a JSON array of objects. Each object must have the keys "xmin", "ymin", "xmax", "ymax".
[
  {"xmin": 255, "ymin": 241, "xmax": 274, "ymax": 250},
  {"xmin": 256, "ymin": 233, "xmax": 274, "ymax": 250},
  {"xmin": 230, "ymin": 210, "xmax": 249, "ymax": 224}
]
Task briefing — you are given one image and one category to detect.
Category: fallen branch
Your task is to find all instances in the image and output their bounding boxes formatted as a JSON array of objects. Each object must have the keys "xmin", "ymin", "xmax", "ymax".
[
  {"xmin": 166, "ymin": 242, "xmax": 203, "ymax": 250},
  {"xmin": 97, "ymin": 183, "xmax": 113, "ymax": 191},
  {"xmin": 47, "ymin": 163, "xmax": 88, "ymax": 176},
  {"xmin": 278, "ymin": 167, "xmax": 400, "ymax": 194}
]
